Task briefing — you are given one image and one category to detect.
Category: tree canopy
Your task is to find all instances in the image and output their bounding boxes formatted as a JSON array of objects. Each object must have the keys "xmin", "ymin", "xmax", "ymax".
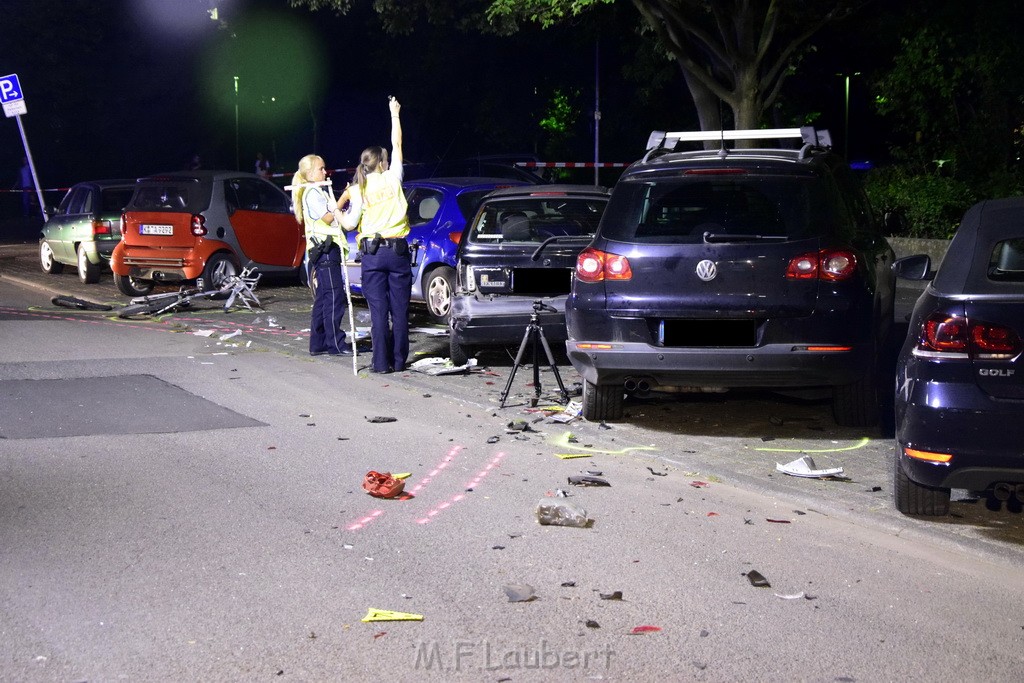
[{"xmin": 290, "ymin": 0, "xmax": 867, "ymax": 132}]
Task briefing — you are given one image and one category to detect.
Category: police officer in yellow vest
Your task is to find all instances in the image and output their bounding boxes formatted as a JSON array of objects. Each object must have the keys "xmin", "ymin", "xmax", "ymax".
[
  {"xmin": 291, "ymin": 154, "xmax": 351, "ymax": 356},
  {"xmin": 341, "ymin": 97, "xmax": 410, "ymax": 373}
]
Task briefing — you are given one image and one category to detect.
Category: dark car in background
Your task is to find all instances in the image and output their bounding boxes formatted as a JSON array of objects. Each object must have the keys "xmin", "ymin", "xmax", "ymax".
[
  {"xmin": 893, "ymin": 197, "xmax": 1024, "ymax": 516},
  {"xmin": 112, "ymin": 171, "xmax": 305, "ymax": 296},
  {"xmin": 39, "ymin": 179, "xmax": 135, "ymax": 284},
  {"xmin": 565, "ymin": 127, "xmax": 896, "ymax": 425},
  {"xmin": 448, "ymin": 184, "xmax": 610, "ymax": 365},
  {"xmin": 343, "ymin": 177, "xmax": 527, "ymax": 323}
]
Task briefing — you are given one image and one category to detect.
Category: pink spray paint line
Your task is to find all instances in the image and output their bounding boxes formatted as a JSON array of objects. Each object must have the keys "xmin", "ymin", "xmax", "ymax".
[{"xmin": 416, "ymin": 452, "xmax": 506, "ymax": 525}]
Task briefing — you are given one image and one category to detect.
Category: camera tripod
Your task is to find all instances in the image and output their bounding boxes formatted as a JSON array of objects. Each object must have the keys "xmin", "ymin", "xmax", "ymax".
[{"xmin": 499, "ymin": 300, "xmax": 570, "ymax": 408}]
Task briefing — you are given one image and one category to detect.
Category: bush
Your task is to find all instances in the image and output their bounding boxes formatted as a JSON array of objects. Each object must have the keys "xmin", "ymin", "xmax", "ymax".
[{"xmin": 863, "ymin": 167, "xmax": 976, "ymax": 239}]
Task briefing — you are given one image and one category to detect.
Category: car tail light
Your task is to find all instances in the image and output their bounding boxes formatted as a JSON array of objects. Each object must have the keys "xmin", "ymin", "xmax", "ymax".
[
  {"xmin": 120, "ymin": 212, "xmax": 127, "ymax": 237},
  {"xmin": 786, "ymin": 249, "xmax": 857, "ymax": 281},
  {"xmin": 683, "ymin": 168, "xmax": 747, "ymax": 175},
  {"xmin": 91, "ymin": 219, "xmax": 112, "ymax": 236},
  {"xmin": 917, "ymin": 314, "xmax": 1021, "ymax": 359},
  {"xmin": 190, "ymin": 214, "xmax": 207, "ymax": 236},
  {"xmin": 449, "ymin": 231, "xmax": 462, "ymax": 245},
  {"xmin": 576, "ymin": 247, "xmax": 632, "ymax": 283}
]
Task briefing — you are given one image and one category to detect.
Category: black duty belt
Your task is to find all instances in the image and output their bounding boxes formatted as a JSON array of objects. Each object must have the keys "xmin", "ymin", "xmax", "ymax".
[{"xmin": 360, "ymin": 235, "xmax": 409, "ymax": 256}]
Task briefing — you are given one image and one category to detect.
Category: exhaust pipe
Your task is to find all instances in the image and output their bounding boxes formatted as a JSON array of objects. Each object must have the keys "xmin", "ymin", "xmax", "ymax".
[
  {"xmin": 993, "ymin": 482, "xmax": 1013, "ymax": 502},
  {"xmin": 623, "ymin": 377, "xmax": 654, "ymax": 398}
]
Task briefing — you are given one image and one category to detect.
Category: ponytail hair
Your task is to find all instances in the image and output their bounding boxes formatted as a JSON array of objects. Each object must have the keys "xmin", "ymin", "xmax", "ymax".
[
  {"xmin": 291, "ymin": 154, "xmax": 322, "ymax": 225},
  {"xmin": 354, "ymin": 146, "xmax": 388, "ymax": 197}
]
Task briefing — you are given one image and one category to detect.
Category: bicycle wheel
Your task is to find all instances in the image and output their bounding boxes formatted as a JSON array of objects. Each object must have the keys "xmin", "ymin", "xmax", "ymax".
[{"xmin": 51, "ymin": 295, "xmax": 113, "ymax": 311}]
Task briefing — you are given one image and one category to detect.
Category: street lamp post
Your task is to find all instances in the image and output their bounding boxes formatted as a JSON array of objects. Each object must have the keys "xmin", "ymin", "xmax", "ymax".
[
  {"xmin": 234, "ymin": 75, "xmax": 240, "ymax": 171},
  {"xmin": 839, "ymin": 72, "xmax": 860, "ymax": 160}
]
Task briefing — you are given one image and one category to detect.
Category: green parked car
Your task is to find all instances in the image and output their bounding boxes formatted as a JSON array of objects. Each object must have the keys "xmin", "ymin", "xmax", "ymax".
[{"xmin": 39, "ymin": 179, "xmax": 136, "ymax": 284}]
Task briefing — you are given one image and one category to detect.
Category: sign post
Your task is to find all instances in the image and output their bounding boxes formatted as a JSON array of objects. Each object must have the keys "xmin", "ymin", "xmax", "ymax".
[{"xmin": 1, "ymin": 73, "xmax": 48, "ymax": 221}]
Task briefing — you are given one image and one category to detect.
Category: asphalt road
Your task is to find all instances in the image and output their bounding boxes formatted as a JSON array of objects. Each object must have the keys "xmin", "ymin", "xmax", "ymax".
[{"xmin": 2, "ymin": 240, "xmax": 1024, "ymax": 680}]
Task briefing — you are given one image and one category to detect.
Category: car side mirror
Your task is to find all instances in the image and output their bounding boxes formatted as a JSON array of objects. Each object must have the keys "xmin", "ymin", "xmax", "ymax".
[{"xmin": 893, "ymin": 254, "xmax": 933, "ymax": 281}]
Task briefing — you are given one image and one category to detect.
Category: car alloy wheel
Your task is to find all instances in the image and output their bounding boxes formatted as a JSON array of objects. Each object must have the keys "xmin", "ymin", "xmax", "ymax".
[
  {"xmin": 39, "ymin": 241, "xmax": 65, "ymax": 275},
  {"xmin": 77, "ymin": 244, "xmax": 101, "ymax": 284},
  {"xmin": 424, "ymin": 266, "xmax": 455, "ymax": 324}
]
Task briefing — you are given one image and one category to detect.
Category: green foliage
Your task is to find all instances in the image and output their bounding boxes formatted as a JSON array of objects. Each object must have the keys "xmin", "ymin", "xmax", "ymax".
[{"xmin": 863, "ymin": 166, "xmax": 976, "ymax": 239}]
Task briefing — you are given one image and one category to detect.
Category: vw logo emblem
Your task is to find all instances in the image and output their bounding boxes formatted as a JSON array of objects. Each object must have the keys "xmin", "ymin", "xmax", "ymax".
[{"xmin": 695, "ymin": 259, "xmax": 717, "ymax": 281}]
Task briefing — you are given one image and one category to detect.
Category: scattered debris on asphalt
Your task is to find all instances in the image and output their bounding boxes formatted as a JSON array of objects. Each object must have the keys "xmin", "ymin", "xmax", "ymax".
[
  {"xmin": 585, "ymin": 620, "xmax": 600, "ymax": 628},
  {"xmin": 561, "ymin": 581, "xmax": 576, "ymax": 587},
  {"xmin": 503, "ymin": 584, "xmax": 536, "ymax": 602},
  {"xmin": 486, "ymin": 435, "xmax": 500, "ymax": 444},
  {"xmin": 647, "ymin": 467, "xmax": 668, "ymax": 476},
  {"xmin": 690, "ymin": 481, "xmax": 710, "ymax": 488},
  {"xmin": 555, "ymin": 452, "xmax": 592, "ymax": 459},
  {"xmin": 409, "ymin": 357, "xmax": 478, "ymax": 375},
  {"xmin": 745, "ymin": 570, "xmax": 771, "ymax": 588},
  {"xmin": 535, "ymin": 499, "xmax": 589, "ymax": 527},
  {"xmin": 361, "ymin": 608, "xmax": 424, "ymax": 622},
  {"xmin": 567, "ymin": 475, "xmax": 610, "ymax": 487},
  {"xmin": 599, "ymin": 591, "xmax": 623, "ymax": 601},
  {"xmin": 766, "ymin": 518, "xmax": 791, "ymax": 524},
  {"xmin": 362, "ymin": 471, "xmax": 406, "ymax": 498},
  {"xmin": 774, "ymin": 592, "xmax": 816, "ymax": 600},
  {"xmin": 366, "ymin": 416, "xmax": 398, "ymax": 423},
  {"xmin": 629, "ymin": 625, "xmax": 661, "ymax": 635},
  {"xmin": 776, "ymin": 455, "xmax": 844, "ymax": 479}
]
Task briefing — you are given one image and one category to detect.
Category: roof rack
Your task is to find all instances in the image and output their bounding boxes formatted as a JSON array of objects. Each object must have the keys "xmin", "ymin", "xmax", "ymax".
[{"xmin": 645, "ymin": 127, "xmax": 832, "ymax": 153}]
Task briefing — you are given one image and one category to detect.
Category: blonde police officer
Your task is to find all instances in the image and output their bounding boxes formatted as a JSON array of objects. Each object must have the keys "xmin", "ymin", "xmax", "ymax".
[{"xmin": 291, "ymin": 154, "xmax": 351, "ymax": 356}]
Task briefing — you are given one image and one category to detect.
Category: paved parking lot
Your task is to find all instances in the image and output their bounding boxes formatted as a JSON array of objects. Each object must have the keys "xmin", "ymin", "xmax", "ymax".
[{"xmin": 3, "ymin": 238, "xmax": 1022, "ymax": 567}]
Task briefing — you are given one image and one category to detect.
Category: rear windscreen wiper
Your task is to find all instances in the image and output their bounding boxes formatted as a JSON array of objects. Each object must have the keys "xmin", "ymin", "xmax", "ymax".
[
  {"xmin": 531, "ymin": 234, "xmax": 593, "ymax": 261},
  {"xmin": 702, "ymin": 231, "xmax": 788, "ymax": 243}
]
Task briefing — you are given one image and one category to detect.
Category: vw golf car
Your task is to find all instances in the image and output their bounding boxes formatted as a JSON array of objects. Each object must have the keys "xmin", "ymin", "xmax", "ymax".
[
  {"xmin": 112, "ymin": 171, "xmax": 304, "ymax": 296},
  {"xmin": 893, "ymin": 197, "xmax": 1024, "ymax": 515},
  {"xmin": 449, "ymin": 184, "xmax": 610, "ymax": 365},
  {"xmin": 565, "ymin": 127, "xmax": 896, "ymax": 425}
]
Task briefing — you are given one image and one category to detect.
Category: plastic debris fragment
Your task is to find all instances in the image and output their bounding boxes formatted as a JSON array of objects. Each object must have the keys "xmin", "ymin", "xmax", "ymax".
[
  {"xmin": 585, "ymin": 620, "xmax": 600, "ymax": 628},
  {"xmin": 555, "ymin": 453, "xmax": 592, "ymax": 459},
  {"xmin": 745, "ymin": 570, "xmax": 771, "ymax": 588},
  {"xmin": 535, "ymin": 499, "xmax": 589, "ymax": 527},
  {"xmin": 366, "ymin": 416, "xmax": 398, "ymax": 423},
  {"xmin": 647, "ymin": 467, "xmax": 668, "ymax": 476},
  {"xmin": 503, "ymin": 584, "xmax": 536, "ymax": 602},
  {"xmin": 361, "ymin": 608, "xmax": 424, "ymax": 622},
  {"xmin": 487, "ymin": 436, "xmax": 500, "ymax": 444},
  {"xmin": 775, "ymin": 455, "xmax": 844, "ymax": 478},
  {"xmin": 599, "ymin": 591, "xmax": 623, "ymax": 601},
  {"xmin": 690, "ymin": 481, "xmax": 710, "ymax": 488},
  {"xmin": 630, "ymin": 625, "xmax": 661, "ymax": 634},
  {"xmin": 567, "ymin": 475, "xmax": 610, "ymax": 487},
  {"xmin": 774, "ymin": 592, "xmax": 807, "ymax": 600}
]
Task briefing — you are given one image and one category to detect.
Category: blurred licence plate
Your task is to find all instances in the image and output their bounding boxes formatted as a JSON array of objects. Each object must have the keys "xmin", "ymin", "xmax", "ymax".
[{"xmin": 140, "ymin": 224, "xmax": 173, "ymax": 235}]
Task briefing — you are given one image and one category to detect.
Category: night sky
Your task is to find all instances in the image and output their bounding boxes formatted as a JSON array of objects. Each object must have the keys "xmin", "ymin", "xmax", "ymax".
[{"xmin": 1, "ymin": 0, "xmax": 897, "ymax": 209}]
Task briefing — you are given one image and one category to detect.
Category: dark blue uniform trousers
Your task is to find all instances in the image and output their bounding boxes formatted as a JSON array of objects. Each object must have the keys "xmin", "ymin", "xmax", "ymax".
[
  {"xmin": 309, "ymin": 248, "xmax": 349, "ymax": 355},
  {"xmin": 360, "ymin": 244, "xmax": 411, "ymax": 372}
]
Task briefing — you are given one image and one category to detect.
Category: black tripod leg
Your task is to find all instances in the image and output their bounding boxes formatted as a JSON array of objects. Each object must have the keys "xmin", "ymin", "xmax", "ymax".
[
  {"xmin": 531, "ymin": 325, "xmax": 542, "ymax": 407},
  {"xmin": 499, "ymin": 322, "xmax": 534, "ymax": 408},
  {"xmin": 537, "ymin": 327, "xmax": 570, "ymax": 403}
]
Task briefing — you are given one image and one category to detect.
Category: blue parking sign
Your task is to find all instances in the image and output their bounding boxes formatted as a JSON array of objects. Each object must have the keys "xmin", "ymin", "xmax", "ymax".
[{"xmin": 0, "ymin": 74, "xmax": 24, "ymax": 103}]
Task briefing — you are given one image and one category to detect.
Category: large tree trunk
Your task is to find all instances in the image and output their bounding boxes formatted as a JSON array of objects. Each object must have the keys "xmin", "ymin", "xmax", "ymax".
[{"xmin": 683, "ymin": 69, "xmax": 721, "ymax": 132}]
